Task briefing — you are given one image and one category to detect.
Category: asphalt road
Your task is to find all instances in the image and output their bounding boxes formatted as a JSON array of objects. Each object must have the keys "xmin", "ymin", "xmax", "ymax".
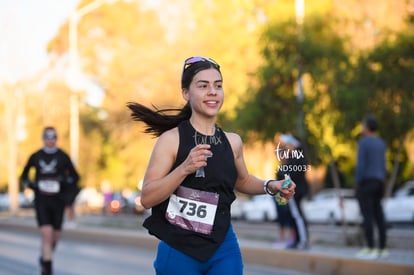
[
  {"xmin": 1, "ymin": 210, "xmax": 414, "ymax": 275},
  {"xmin": 0, "ymin": 227, "xmax": 314, "ymax": 275}
]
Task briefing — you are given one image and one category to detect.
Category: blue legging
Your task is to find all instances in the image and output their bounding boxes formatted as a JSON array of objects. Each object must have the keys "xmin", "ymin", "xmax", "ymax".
[{"xmin": 154, "ymin": 225, "xmax": 243, "ymax": 275}]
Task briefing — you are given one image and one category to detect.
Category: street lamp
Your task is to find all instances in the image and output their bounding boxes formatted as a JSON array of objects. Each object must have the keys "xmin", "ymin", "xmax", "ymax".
[{"xmin": 67, "ymin": 0, "xmax": 118, "ymax": 165}]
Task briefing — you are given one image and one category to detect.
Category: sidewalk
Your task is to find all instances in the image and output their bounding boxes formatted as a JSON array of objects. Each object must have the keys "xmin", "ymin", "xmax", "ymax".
[
  {"xmin": 1, "ymin": 211, "xmax": 413, "ymax": 275},
  {"xmin": 238, "ymin": 238, "xmax": 414, "ymax": 275}
]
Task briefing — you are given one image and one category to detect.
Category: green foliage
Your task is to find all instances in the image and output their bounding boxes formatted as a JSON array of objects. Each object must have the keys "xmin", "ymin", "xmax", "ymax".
[
  {"xmin": 331, "ymin": 25, "xmax": 414, "ymax": 185},
  {"xmin": 235, "ymin": 15, "xmax": 351, "ymax": 164},
  {"xmin": 236, "ymin": 3, "xmax": 414, "ymax": 185}
]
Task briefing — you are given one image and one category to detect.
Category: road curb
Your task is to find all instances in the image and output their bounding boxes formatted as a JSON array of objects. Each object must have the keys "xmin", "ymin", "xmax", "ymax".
[{"xmin": 241, "ymin": 247, "xmax": 413, "ymax": 275}]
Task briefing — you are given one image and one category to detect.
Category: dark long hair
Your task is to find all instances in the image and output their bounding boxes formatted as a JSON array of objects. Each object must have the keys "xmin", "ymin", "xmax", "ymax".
[
  {"xmin": 127, "ymin": 57, "xmax": 221, "ymax": 137},
  {"xmin": 126, "ymin": 102, "xmax": 191, "ymax": 137}
]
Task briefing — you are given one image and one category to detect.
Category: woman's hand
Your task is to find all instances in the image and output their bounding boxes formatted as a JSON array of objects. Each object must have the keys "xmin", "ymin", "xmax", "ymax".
[
  {"xmin": 270, "ymin": 179, "xmax": 296, "ymax": 200},
  {"xmin": 180, "ymin": 144, "xmax": 213, "ymax": 175}
]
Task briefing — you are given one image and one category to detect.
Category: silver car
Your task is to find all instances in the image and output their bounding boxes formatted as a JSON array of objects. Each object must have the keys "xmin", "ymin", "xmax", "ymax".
[
  {"xmin": 384, "ymin": 180, "xmax": 414, "ymax": 223},
  {"xmin": 302, "ymin": 188, "xmax": 362, "ymax": 225}
]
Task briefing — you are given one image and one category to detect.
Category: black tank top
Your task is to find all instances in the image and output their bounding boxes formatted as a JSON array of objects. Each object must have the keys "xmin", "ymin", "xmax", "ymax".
[{"xmin": 143, "ymin": 120, "xmax": 237, "ymax": 261}]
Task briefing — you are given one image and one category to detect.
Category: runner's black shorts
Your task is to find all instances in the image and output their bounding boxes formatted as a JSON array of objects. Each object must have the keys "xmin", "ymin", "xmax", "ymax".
[{"xmin": 35, "ymin": 195, "xmax": 65, "ymax": 230}]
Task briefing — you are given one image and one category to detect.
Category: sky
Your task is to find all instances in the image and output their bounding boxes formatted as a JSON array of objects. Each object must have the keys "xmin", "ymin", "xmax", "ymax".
[
  {"xmin": 0, "ymin": 0, "xmax": 178, "ymax": 85},
  {"xmin": 0, "ymin": 0, "xmax": 80, "ymax": 84},
  {"xmin": 0, "ymin": 0, "xmax": 170, "ymax": 106}
]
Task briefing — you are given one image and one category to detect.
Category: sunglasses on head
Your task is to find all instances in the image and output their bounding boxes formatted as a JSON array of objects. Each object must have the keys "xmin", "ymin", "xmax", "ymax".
[
  {"xmin": 182, "ymin": 56, "xmax": 220, "ymax": 72},
  {"xmin": 43, "ymin": 133, "xmax": 57, "ymax": 140}
]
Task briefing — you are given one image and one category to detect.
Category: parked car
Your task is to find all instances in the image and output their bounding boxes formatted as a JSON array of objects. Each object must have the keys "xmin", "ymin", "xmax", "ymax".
[
  {"xmin": 75, "ymin": 187, "xmax": 104, "ymax": 214},
  {"xmin": 384, "ymin": 180, "xmax": 414, "ymax": 223},
  {"xmin": 124, "ymin": 192, "xmax": 147, "ymax": 215},
  {"xmin": 302, "ymin": 188, "xmax": 362, "ymax": 225},
  {"xmin": 242, "ymin": 195, "xmax": 277, "ymax": 222},
  {"xmin": 108, "ymin": 192, "xmax": 127, "ymax": 214},
  {"xmin": 0, "ymin": 192, "xmax": 34, "ymax": 210},
  {"xmin": 231, "ymin": 196, "xmax": 249, "ymax": 220}
]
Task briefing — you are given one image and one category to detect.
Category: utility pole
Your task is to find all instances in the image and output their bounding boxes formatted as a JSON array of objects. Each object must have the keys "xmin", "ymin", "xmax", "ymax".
[
  {"xmin": 67, "ymin": 0, "xmax": 118, "ymax": 165},
  {"xmin": 4, "ymin": 85, "xmax": 19, "ymax": 214},
  {"xmin": 295, "ymin": 0, "xmax": 305, "ymax": 139}
]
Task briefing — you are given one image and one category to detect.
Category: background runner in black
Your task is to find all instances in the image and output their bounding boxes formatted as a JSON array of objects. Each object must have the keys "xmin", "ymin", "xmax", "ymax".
[{"xmin": 20, "ymin": 126, "xmax": 80, "ymax": 275}]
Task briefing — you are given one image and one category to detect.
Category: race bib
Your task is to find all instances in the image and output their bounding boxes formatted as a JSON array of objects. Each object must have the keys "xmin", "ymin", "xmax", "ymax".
[
  {"xmin": 38, "ymin": 179, "xmax": 60, "ymax": 194},
  {"xmin": 166, "ymin": 186, "xmax": 219, "ymax": 235}
]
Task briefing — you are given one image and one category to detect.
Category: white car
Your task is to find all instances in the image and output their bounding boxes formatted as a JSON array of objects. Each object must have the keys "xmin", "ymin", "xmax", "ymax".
[
  {"xmin": 384, "ymin": 180, "xmax": 414, "ymax": 223},
  {"xmin": 302, "ymin": 188, "xmax": 362, "ymax": 225},
  {"xmin": 0, "ymin": 192, "xmax": 34, "ymax": 210},
  {"xmin": 241, "ymin": 195, "xmax": 277, "ymax": 222},
  {"xmin": 231, "ymin": 196, "xmax": 249, "ymax": 220},
  {"xmin": 75, "ymin": 187, "xmax": 104, "ymax": 214}
]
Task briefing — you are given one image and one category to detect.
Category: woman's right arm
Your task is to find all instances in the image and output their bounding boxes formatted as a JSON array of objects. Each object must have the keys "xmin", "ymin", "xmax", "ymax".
[{"xmin": 140, "ymin": 128, "xmax": 212, "ymax": 208}]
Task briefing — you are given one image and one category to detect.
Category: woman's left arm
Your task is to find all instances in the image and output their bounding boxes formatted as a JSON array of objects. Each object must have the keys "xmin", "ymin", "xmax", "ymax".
[{"xmin": 226, "ymin": 132, "xmax": 295, "ymax": 197}]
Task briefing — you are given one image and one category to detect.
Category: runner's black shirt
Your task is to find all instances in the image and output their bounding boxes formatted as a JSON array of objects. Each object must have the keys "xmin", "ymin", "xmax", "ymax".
[{"xmin": 20, "ymin": 148, "xmax": 79, "ymax": 201}]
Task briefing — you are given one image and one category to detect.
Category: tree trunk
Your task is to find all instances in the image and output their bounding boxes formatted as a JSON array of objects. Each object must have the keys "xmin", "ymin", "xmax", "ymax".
[
  {"xmin": 328, "ymin": 160, "xmax": 351, "ymax": 245},
  {"xmin": 385, "ymin": 135, "xmax": 405, "ymax": 199}
]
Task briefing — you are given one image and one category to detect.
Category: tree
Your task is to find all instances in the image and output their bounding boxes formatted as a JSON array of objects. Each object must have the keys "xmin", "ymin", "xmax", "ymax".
[
  {"xmin": 44, "ymin": 0, "xmax": 278, "ymax": 190},
  {"xmin": 235, "ymin": 0, "xmax": 414, "ymax": 188},
  {"xmin": 235, "ymin": 15, "xmax": 351, "ymax": 166}
]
